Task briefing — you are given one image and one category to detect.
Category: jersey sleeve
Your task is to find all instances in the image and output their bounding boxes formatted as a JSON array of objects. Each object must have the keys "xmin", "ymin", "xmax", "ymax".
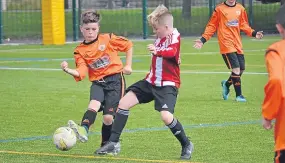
[
  {"xmin": 109, "ymin": 33, "xmax": 133, "ymax": 52},
  {"xmin": 240, "ymin": 9, "xmax": 256, "ymax": 37},
  {"xmin": 262, "ymin": 50, "xmax": 283, "ymax": 120},
  {"xmin": 156, "ymin": 37, "xmax": 180, "ymax": 58},
  {"xmin": 73, "ymin": 50, "xmax": 88, "ymax": 82},
  {"xmin": 201, "ymin": 9, "xmax": 219, "ymax": 43}
]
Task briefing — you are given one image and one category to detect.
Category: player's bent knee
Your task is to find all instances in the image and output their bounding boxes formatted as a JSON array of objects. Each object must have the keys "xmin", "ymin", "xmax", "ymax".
[
  {"xmin": 160, "ymin": 111, "xmax": 174, "ymax": 125},
  {"xmin": 232, "ymin": 68, "xmax": 240, "ymax": 75},
  {"xmin": 88, "ymin": 100, "xmax": 101, "ymax": 112},
  {"xmin": 118, "ymin": 91, "xmax": 139, "ymax": 110},
  {"xmin": 103, "ymin": 115, "xmax": 114, "ymax": 125}
]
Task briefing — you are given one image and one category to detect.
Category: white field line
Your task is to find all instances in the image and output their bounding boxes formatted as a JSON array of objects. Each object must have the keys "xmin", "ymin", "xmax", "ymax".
[
  {"xmin": 0, "ymin": 67, "xmax": 268, "ymax": 75},
  {"xmin": 0, "ymin": 49, "xmax": 267, "ymax": 64}
]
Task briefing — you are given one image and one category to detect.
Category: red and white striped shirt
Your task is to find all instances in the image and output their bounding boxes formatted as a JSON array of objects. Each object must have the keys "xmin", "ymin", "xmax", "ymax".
[{"xmin": 145, "ymin": 28, "xmax": 181, "ymax": 88}]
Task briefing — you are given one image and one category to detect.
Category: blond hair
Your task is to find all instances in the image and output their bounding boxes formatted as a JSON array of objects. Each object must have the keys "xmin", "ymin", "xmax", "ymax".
[
  {"xmin": 147, "ymin": 4, "xmax": 173, "ymax": 27},
  {"xmin": 81, "ymin": 10, "xmax": 101, "ymax": 25}
]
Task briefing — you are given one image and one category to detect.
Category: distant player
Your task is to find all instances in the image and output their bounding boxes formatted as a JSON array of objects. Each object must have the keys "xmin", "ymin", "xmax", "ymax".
[
  {"xmin": 193, "ymin": 0, "xmax": 263, "ymax": 102},
  {"xmin": 262, "ymin": 5, "xmax": 285, "ymax": 163},
  {"xmin": 60, "ymin": 10, "xmax": 133, "ymax": 147},
  {"xmin": 95, "ymin": 5, "xmax": 194, "ymax": 160}
]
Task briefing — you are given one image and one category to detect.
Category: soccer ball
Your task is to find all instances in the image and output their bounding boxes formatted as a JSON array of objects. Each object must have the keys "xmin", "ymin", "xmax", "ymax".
[{"xmin": 53, "ymin": 127, "xmax": 77, "ymax": 151}]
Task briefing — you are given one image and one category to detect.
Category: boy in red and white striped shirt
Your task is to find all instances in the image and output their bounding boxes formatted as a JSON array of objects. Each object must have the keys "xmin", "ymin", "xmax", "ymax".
[
  {"xmin": 145, "ymin": 24, "xmax": 181, "ymax": 87},
  {"xmin": 95, "ymin": 5, "xmax": 193, "ymax": 160}
]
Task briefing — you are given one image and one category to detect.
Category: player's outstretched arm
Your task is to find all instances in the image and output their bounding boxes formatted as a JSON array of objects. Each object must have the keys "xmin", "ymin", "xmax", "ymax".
[
  {"xmin": 240, "ymin": 9, "xmax": 264, "ymax": 40},
  {"xmin": 193, "ymin": 39, "xmax": 204, "ymax": 49},
  {"xmin": 123, "ymin": 47, "xmax": 133, "ymax": 75},
  {"xmin": 262, "ymin": 50, "xmax": 283, "ymax": 129},
  {"xmin": 60, "ymin": 61, "xmax": 80, "ymax": 77},
  {"xmin": 255, "ymin": 31, "xmax": 264, "ymax": 39},
  {"xmin": 193, "ymin": 9, "xmax": 219, "ymax": 49},
  {"xmin": 61, "ymin": 52, "xmax": 88, "ymax": 81},
  {"xmin": 109, "ymin": 34, "xmax": 133, "ymax": 75}
]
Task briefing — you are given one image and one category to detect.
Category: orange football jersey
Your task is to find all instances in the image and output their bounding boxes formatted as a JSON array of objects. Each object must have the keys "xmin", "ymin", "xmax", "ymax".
[
  {"xmin": 201, "ymin": 2, "xmax": 255, "ymax": 54},
  {"xmin": 73, "ymin": 33, "xmax": 132, "ymax": 81}
]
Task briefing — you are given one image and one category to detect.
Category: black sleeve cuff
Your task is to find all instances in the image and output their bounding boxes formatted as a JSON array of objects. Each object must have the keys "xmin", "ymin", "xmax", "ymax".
[
  {"xmin": 252, "ymin": 31, "xmax": 257, "ymax": 37},
  {"xmin": 200, "ymin": 37, "xmax": 207, "ymax": 44}
]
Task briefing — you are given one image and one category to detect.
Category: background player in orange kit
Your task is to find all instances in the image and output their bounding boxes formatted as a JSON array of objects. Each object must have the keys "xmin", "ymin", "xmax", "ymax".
[
  {"xmin": 193, "ymin": 0, "xmax": 263, "ymax": 102},
  {"xmin": 262, "ymin": 5, "xmax": 285, "ymax": 163},
  {"xmin": 60, "ymin": 10, "xmax": 133, "ymax": 148}
]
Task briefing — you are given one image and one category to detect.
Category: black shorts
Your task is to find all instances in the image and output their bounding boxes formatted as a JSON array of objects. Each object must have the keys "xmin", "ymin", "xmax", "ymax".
[
  {"xmin": 222, "ymin": 52, "xmax": 245, "ymax": 70},
  {"xmin": 90, "ymin": 73, "xmax": 125, "ymax": 115},
  {"xmin": 275, "ymin": 150, "xmax": 285, "ymax": 163},
  {"xmin": 126, "ymin": 80, "xmax": 178, "ymax": 114}
]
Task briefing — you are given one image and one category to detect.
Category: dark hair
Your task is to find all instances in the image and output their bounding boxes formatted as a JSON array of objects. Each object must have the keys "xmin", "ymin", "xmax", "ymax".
[
  {"xmin": 276, "ymin": 4, "xmax": 285, "ymax": 28},
  {"xmin": 81, "ymin": 10, "xmax": 101, "ymax": 25}
]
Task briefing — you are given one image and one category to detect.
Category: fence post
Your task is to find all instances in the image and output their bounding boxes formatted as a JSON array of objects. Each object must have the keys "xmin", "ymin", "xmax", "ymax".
[
  {"xmin": 142, "ymin": 0, "xmax": 148, "ymax": 39},
  {"xmin": 122, "ymin": 0, "xmax": 127, "ymax": 7},
  {"xmin": 164, "ymin": 0, "xmax": 169, "ymax": 9},
  {"xmin": 209, "ymin": 0, "xmax": 215, "ymax": 18},
  {"xmin": 248, "ymin": 0, "xmax": 253, "ymax": 26},
  {"xmin": 78, "ymin": 0, "xmax": 82, "ymax": 38},
  {"xmin": 107, "ymin": 0, "xmax": 114, "ymax": 9},
  {"xmin": 0, "ymin": 0, "xmax": 2, "ymax": 44},
  {"xmin": 64, "ymin": 0, "xmax": 69, "ymax": 9},
  {"xmin": 182, "ymin": 0, "xmax": 191, "ymax": 18},
  {"xmin": 72, "ymin": 0, "xmax": 78, "ymax": 41},
  {"xmin": 242, "ymin": 0, "xmax": 245, "ymax": 6}
]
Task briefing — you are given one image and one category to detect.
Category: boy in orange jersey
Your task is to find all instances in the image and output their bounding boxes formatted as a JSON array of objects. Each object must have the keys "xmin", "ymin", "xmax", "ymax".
[
  {"xmin": 262, "ymin": 5, "xmax": 285, "ymax": 163},
  {"xmin": 60, "ymin": 10, "xmax": 133, "ymax": 147},
  {"xmin": 193, "ymin": 0, "xmax": 263, "ymax": 102}
]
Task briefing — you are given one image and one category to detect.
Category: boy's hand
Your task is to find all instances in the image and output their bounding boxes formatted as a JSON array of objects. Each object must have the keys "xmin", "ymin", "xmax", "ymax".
[
  {"xmin": 147, "ymin": 44, "xmax": 157, "ymax": 55},
  {"xmin": 262, "ymin": 117, "xmax": 272, "ymax": 130},
  {"xmin": 193, "ymin": 39, "xmax": 204, "ymax": 49},
  {"xmin": 123, "ymin": 65, "xmax": 132, "ymax": 75},
  {"xmin": 61, "ymin": 61, "xmax": 68, "ymax": 71},
  {"xmin": 256, "ymin": 31, "xmax": 263, "ymax": 39}
]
